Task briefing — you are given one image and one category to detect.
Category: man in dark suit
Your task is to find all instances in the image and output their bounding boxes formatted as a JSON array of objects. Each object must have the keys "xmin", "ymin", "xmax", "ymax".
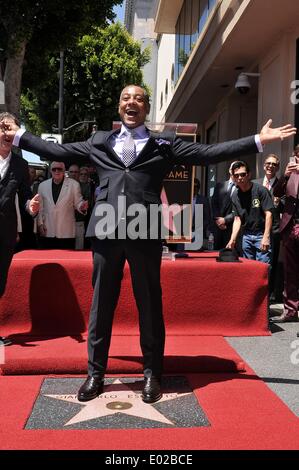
[
  {"xmin": 0, "ymin": 112, "xmax": 40, "ymax": 346},
  {"xmin": 193, "ymin": 178, "xmax": 211, "ymax": 242},
  {"xmin": 211, "ymin": 162, "xmax": 237, "ymax": 250},
  {"xmin": 271, "ymin": 151, "xmax": 299, "ymax": 323},
  {"xmin": 255, "ymin": 154, "xmax": 283, "ymax": 302},
  {"xmin": 2, "ymin": 85, "xmax": 296, "ymax": 402}
]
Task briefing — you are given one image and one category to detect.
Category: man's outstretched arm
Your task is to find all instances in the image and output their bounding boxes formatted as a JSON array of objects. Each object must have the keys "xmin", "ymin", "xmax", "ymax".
[
  {"xmin": 171, "ymin": 119, "xmax": 297, "ymax": 166},
  {"xmin": 258, "ymin": 119, "xmax": 296, "ymax": 145},
  {"xmin": 0, "ymin": 118, "xmax": 91, "ymax": 162}
]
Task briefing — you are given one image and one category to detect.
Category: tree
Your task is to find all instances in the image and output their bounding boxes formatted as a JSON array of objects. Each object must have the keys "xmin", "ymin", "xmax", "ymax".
[
  {"xmin": 21, "ymin": 23, "xmax": 150, "ymax": 139},
  {"xmin": 0, "ymin": 0, "xmax": 122, "ymax": 115}
]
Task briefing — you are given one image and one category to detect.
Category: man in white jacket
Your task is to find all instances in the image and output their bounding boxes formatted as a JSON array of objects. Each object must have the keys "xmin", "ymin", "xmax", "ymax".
[{"xmin": 37, "ymin": 161, "xmax": 88, "ymax": 249}]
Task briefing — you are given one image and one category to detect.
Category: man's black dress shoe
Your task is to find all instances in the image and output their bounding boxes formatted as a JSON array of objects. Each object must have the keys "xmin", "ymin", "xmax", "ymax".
[
  {"xmin": 0, "ymin": 336, "xmax": 12, "ymax": 346},
  {"xmin": 142, "ymin": 376, "xmax": 162, "ymax": 404},
  {"xmin": 270, "ymin": 312, "xmax": 298, "ymax": 323},
  {"xmin": 77, "ymin": 376, "xmax": 104, "ymax": 402}
]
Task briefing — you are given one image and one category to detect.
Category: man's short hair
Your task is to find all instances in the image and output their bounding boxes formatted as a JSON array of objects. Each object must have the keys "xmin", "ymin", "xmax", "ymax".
[
  {"xmin": 80, "ymin": 166, "xmax": 89, "ymax": 173},
  {"xmin": 120, "ymin": 84, "xmax": 151, "ymax": 109},
  {"xmin": 0, "ymin": 112, "xmax": 20, "ymax": 127},
  {"xmin": 229, "ymin": 161, "xmax": 238, "ymax": 173},
  {"xmin": 68, "ymin": 164, "xmax": 79, "ymax": 171},
  {"xmin": 263, "ymin": 153, "xmax": 280, "ymax": 165},
  {"xmin": 231, "ymin": 160, "xmax": 250, "ymax": 175},
  {"xmin": 50, "ymin": 161, "xmax": 65, "ymax": 171}
]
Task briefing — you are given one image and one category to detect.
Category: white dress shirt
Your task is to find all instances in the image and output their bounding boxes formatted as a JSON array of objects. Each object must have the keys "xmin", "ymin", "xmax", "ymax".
[
  {"xmin": 0, "ymin": 152, "xmax": 11, "ymax": 179},
  {"xmin": 0, "ymin": 146, "xmax": 34, "ymax": 214},
  {"xmin": 110, "ymin": 124, "xmax": 149, "ymax": 162},
  {"xmin": 228, "ymin": 178, "xmax": 236, "ymax": 195},
  {"xmin": 263, "ymin": 176, "xmax": 276, "ymax": 190}
]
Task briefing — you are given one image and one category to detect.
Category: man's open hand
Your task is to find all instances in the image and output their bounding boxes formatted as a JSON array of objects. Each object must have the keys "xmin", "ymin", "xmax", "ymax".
[
  {"xmin": 259, "ymin": 119, "xmax": 296, "ymax": 145},
  {"xmin": 29, "ymin": 194, "xmax": 40, "ymax": 215}
]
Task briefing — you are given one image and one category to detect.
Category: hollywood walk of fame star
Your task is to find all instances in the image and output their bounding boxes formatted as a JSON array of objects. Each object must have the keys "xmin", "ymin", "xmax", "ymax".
[{"xmin": 44, "ymin": 378, "xmax": 192, "ymax": 426}]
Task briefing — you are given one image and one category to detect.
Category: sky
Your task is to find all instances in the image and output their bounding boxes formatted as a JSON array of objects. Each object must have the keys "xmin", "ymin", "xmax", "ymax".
[{"xmin": 113, "ymin": 1, "xmax": 125, "ymax": 23}]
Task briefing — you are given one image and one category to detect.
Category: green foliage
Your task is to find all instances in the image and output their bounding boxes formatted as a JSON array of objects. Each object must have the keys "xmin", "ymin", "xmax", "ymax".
[
  {"xmin": 178, "ymin": 48, "xmax": 190, "ymax": 67},
  {"xmin": 0, "ymin": 0, "xmax": 121, "ymax": 56},
  {"xmin": 0, "ymin": 1, "xmax": 122, "ymax": 115},
  {"xmin": 20, "ymin": 93, "xmax": 46, "ymax": 135},
  {"xmin": 21, "ymin": 23, "xmax": 151, "ymax": 139}
]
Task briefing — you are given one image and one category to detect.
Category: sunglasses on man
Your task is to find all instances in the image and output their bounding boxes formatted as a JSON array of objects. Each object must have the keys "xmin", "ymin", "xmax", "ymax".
[
  {"xmin": 265, "ymin": 162, "xmax": 279, "ymax": 167},
  {"xmin": 52, "ymin": 168, "xmax": 64, "ymax": 172}
]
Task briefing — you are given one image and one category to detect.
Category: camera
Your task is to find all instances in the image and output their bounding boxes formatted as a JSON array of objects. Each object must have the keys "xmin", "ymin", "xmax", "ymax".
[
  {"xmin": 235, "ymin": 73, "xmax": 251, "ymax": 94},
  {"xmin": 236, "ymin": 85, "xmax": 251, "ymax": 94}
]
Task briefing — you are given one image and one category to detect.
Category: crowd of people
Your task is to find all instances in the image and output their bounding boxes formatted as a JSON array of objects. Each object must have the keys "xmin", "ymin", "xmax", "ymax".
[
  {"xmin": 0, "ymin": 84, "xmax": 298, "ymax": 404},
  {"xmin": 198, "ymin": 151, "xmax": 299, "ymax": 324},
  {"xmin": 170, "ymin": 150, "xmax": 298, "ymax": 325},
  {"xmin": 15, "ymin": 162, "xmax": 97, "ymax": 251}
]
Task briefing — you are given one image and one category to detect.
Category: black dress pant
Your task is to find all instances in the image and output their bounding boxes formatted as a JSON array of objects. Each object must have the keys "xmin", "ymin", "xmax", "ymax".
[
  {"xmin": 88, "ymin": 238, "xmax": 164, "ymax": 378},
  {"xmin": 214, "ymin": 225, "xmax": 232, "ymax": 250},
  {"xmin": 0, "ymin": 241, "xmax": 14, "ymax": 297},
  {"xmin": 269, "ymin": 232, "xmax": 283, "ymax": 301}
]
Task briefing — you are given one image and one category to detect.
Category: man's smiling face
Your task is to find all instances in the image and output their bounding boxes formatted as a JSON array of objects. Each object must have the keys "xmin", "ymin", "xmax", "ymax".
[{"xmin": 118, "ymin": 85, "xmax": 150, "ymax": 129}]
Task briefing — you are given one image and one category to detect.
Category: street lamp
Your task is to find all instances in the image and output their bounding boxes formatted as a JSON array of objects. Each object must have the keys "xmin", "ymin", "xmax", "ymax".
[
  {"xmin": 55, "ymin": 50, "xmax": 97, "ymax": 140},
  {"xmin": 52, "ymin": 120, "xmax": 97, "ymax": 135},
  {"xmin": 58, "ymin": 50, "xmax": 64, "ymax": 135}
]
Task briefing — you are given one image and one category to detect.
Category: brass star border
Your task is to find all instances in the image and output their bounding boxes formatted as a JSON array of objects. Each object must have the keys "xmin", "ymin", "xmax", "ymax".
[{"xmin": 25, "ymin": 377, "xmax": 210, "ymax": 430}]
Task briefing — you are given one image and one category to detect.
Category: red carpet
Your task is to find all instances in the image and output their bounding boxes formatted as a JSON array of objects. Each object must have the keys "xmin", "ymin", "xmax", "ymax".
[
  {"xmin": 0, "ymin": 250, "xmax": 270, "ymax": 337},
  {"xmin": 1, "ymin": 250, "xmax": 284, "ymax": 451},
  {"xmin": 1, "ymin": 366, "xmax": 298, "ymax": 450},
  {"xmin": 1, "ymin": 336, "xmax": 245, "ymax": 375}
]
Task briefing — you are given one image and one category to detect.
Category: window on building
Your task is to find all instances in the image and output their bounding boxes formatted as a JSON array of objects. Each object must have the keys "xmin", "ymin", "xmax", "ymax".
[
  {"xmin": 171, "ymin": 64, "xmax": 175, "ymax": 85},
  {"xmin": 198, "ymin": 0, "xmax": 209, "ymax": 34},
  {"xmin": 165, "ymin": 79, "xmax": 169, "ymax": 101},
  {"xmin": 160, "ymin": 92, "xmax": 163, "ymax": 110},
  {"xmin": 175, "ymin": 0, "xmax": 218, "ymax": 83}
]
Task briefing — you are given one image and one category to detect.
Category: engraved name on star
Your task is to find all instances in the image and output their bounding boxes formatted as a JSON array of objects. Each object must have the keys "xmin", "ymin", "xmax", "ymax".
[{"xmin": 45, "ymin": 378, "xmax": 191, "ymax": 426}]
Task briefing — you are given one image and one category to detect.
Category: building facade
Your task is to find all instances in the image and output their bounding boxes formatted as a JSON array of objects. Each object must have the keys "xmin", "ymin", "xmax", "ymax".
[
  {"xmin": 124, "ymin": 0, "xmax": 160, "ymax": 122},
  {"xmin": 154, "ymin": 0, "xmax": 299, "ymax": 193}
]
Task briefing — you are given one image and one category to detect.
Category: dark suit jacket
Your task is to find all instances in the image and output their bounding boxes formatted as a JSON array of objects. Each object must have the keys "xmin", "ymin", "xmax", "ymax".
[
  {"xmin": 19, "ymin": 129, "xmax": 258, "ymax": 239},
  {"xmin": 0, "ymin": 151, "xmax": 32, "ymax": 246},
  {"xmin": 193, "ymin": 193, "xmax": 211, "ymax": 237},
  {"xmin": 211, "ymin": 179, "xmax": 235, "ymax": 226},
  {"xmin": 255, "ymin": 177, "xmax": 282, "ymax": 234},
  {"xmin": 273, "ymin": 172, "xmax": 299, "ymax": 234}
]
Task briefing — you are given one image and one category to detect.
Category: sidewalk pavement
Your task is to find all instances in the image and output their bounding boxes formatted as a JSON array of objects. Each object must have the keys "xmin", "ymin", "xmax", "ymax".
[{"xmin": 227, "ymin": 304, "xmax": 299, "ymax": 417}]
